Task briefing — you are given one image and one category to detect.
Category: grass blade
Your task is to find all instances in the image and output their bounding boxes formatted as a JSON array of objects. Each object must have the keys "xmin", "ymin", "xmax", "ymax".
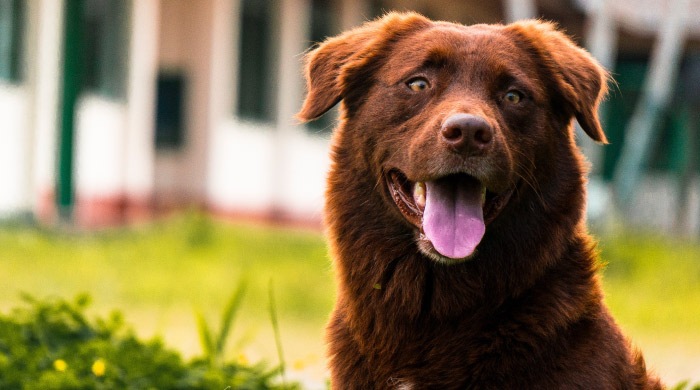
[
  {"xmin": 215, "ymin": 278, "xmax": 248, "ymax": 358},
  {"xmin": 195, "ymin": 311, "xmax": 215, "ymax": 364},
  {"xmin": 269, "ymin": 279, "xmax": 287, "ymax": 388}
]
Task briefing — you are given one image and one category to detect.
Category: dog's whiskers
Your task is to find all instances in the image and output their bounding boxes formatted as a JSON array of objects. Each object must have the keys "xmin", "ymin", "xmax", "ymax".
[{"xmin": 511, "ymin": 148, "xmax": 547, "ymax": 211}]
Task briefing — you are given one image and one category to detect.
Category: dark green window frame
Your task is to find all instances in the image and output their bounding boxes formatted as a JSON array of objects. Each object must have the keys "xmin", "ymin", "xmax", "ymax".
[
  {"xmin": 81, "ymin": 0, "xmax": 129, "ymax": 100},
  {"xmin": 603, "ymin": 57, "xmax": 700, "ymax": 179},
  {"xmin": 236, "ymin": 0, "xmax": 278, "ymax": 122},
  {"xmin": 0, "ymin": 0, "xmax": 26, "ymax": 83},
  {"xmin": 305, "ymin": 0, "xmax": 340, "ymax": 134}
]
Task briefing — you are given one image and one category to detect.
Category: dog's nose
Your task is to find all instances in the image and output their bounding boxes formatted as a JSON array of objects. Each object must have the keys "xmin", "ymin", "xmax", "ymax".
[{"xmin": 440, "ymin": 114, "xmax": 493, "ymax": 155}]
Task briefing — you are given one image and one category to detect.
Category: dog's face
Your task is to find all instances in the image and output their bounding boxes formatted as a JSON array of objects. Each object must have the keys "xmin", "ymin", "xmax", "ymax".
[{"xmin": 298, "ymin": 13, "xmax": 607, "ymax": 264}]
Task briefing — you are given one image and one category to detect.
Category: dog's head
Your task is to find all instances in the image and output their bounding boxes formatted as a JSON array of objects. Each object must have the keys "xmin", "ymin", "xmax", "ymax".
[{"xmin": 298, "ymin": 13, "xmax": 608, "ymax": 264}]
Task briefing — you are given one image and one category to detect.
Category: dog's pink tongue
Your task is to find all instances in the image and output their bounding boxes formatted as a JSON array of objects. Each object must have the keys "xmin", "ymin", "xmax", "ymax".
[{"xmin": 423, "ymin": 176, "xmax": 485, "ymax": 259}]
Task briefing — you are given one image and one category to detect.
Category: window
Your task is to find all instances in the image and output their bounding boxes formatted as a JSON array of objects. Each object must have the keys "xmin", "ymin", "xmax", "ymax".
[
  {"xmin": 603, "ymin": 57, "xmax": 700, "ymax": 179},
  {"xmin": 81, "ymin": 0, "xmax": 129, "ymax": 99},
  {"xmin": 0, "ymin": 0, "xmax": 26, "ymax": 83},
  {"xmin": 236, "ymin": 0, "xmax": 277, "ymax": 122},
  {"xmin": 601, "ymin": 59, "xmax": 646, "ymax": 180},
  {"xmin": 310, "ymin": 0, "xmax": 338, "ymax": 48},
  {"xmin": 369, "ymin": 0, "xmax": 385, "ymax": 19},
  {"xmin": 155, "ymin": 73, "xmax": 186, "ymax": 149},
  {"xmin": 306, "ymin": 0, "xmax": 340, "ymax": 133}
]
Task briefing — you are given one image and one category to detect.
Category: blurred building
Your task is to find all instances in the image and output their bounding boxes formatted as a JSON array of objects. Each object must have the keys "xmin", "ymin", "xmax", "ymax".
[{"xmin": 0, "ymin": 0, "xmax": 699, "ymax": 231}]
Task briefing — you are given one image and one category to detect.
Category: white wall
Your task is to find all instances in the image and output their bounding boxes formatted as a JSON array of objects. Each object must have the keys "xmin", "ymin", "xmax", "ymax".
[
  {"xmin": 74, "ymin": 96, "xmax": 127, "ymax": 198},
  {"xmin": 155, "ymin": 0, "xmax": 214, "ymax": 204},
  {"xmin": 206, "ymin": 121, "xmax": 331, "ymax": 221},
  {"xmin": 275, "ymin": 130, "xmax": 331, "ymax": 220},
  {"xmin": 39, "ymin": 0, "xmax": 157, "ymax": 224},
  {"xmin": 205, "ymin": 0, "xmax": 334, "ymax": 221},
  {"xmin": 30, "ymin": 0, "xmax": 63, "ymax": 219},
  {"xmin": 0, "ymin": 0, "xmax": 64, "ymax": 218},
  {"xmin": 124, "ymin": 0, "xmax": 159, "ymax": 204},
  {"xmin": 0, "ymin": 86, "xmax": 30, "ymax": 216},
  {"xmin": 207, "ymin": 121, "xmax": 278, "ymax": 214}
]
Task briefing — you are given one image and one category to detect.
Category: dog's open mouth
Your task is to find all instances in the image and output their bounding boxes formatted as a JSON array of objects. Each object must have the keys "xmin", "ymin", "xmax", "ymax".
[{"xmin": 387, "ymin": 169, "xmax": 514, "ymax": 261}]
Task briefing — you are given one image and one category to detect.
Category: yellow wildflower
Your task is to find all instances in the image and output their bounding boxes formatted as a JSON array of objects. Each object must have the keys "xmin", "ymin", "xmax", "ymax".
[
  {"xmin": 53, "ymin": 359, "xmax": 68, "ymax": 372},
  {"xmin": 293, "ymin": 359, "xmax": 305, "ymax": 371},
  {"xmin": 92, "ymin": 358, "xmax": 106, "ymax": 377}
]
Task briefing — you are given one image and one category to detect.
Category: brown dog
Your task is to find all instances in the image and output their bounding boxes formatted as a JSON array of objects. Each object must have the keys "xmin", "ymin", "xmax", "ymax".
[{"xmin": 297, "ymin": 12, "xmax": 662, "ymax": 389}]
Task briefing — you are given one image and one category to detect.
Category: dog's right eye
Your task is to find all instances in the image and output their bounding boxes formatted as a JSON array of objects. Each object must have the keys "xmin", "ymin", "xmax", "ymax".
[
  {"xmin": 406, "ymin": 77, "xmax": 430, "ymax": 92},
  {"xmin": 503, "ymin": 90, "xmax": 524, "ymax": 104}
]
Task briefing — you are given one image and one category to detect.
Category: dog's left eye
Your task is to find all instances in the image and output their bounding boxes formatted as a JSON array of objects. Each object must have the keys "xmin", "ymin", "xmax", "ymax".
[
  {"xmin": 503, "ymin": 90, "xmax": 524, "ymax": 104},
  {"xmin": 406, "ymin": 77, "xmax": 430, "ymax": 92}
]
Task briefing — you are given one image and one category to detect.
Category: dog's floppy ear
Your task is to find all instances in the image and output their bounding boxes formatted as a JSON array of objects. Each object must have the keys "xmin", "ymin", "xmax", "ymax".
[
  {"xmin": 296, "ymin": 12, "xmax": 431, "ymax": 122},
  {"xmin": 507, "ymin": 21, "xmax": 609, "ymax": 144}
]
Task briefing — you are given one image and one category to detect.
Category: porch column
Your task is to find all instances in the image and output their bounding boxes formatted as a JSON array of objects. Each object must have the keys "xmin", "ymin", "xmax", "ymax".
[
  {"xmin": 124, "ymin": 0, "xmax": 159, "ymax": 221},
  {"xmin": 273, "ymin": 0, "xmax": 312, "ymax": 218}
]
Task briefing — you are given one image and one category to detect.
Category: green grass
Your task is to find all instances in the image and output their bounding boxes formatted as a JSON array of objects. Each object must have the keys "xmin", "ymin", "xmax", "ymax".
[
  {"xmin": 601, "ymin": 232, "xmax": 700, "ymax": 335},
  {"xmin": 1, "ymin": 213, "xmax": 699, "ymax": 384},
  {"xmin": 0, "ymin": 213, "xmax": 334, "ymax": 386},
  {"xmin": 598, "ymin": 232, "xmax": 700, "ymax": 384},
  {"xmin": 1, "ymin": 213, "xmax": 334, "ymax": 318}
]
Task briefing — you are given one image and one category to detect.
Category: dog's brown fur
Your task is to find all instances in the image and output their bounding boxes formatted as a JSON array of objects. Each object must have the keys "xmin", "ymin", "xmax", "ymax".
[{"xmin": 298, "ymin": 12, "xmax": 662, "ymax": 389}]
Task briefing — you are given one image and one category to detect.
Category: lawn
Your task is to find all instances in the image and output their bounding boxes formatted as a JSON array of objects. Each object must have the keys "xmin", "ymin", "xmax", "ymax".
[
  {"xmin": 0, "ymin": 213, "xmax": 335, "ymax": 387},
  {"xmin": 599, "ymin": 232, "xmax": 700, "ymax": 384},
  {"xmin": 1, "ymin": 213, "xmax": 699, "ymax": 386}
]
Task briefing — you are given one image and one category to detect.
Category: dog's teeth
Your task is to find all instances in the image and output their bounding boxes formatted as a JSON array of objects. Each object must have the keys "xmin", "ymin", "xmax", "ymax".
[
  {"xmin": 481, "ymin": 186, "xmax": 487, "ymax": 206},
  {"xmin": 414, "ymin": 182, "xmax": 426, "ymax": 209}
]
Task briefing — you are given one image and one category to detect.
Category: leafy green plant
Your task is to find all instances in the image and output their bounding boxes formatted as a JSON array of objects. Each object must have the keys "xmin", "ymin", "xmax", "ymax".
[
  {"xmin": 671, "ymin": 380, "xmax": 700, "ymax": 390},
  {"xmin": 195, "ymin": 279, "xmax": 300, "ymax": 390},
  {"xmin": 0, "ymin": 293, "xmax": 295, "ymax": 389},
  {"xmin": 196, "ymin": 278, "xmax": 248, "ymax": 367}
]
